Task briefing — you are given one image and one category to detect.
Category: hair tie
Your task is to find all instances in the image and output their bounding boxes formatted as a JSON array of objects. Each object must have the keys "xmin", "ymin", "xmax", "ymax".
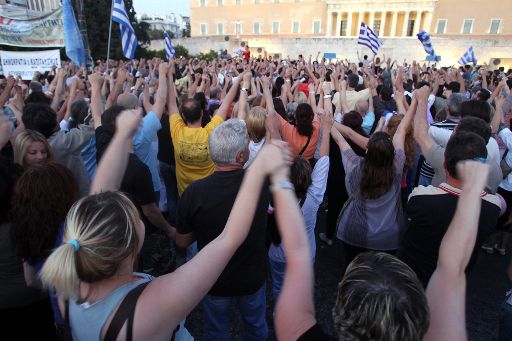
[{"xmin": 67, "ymin": 239, "xmax": 80, "ymax": 251}]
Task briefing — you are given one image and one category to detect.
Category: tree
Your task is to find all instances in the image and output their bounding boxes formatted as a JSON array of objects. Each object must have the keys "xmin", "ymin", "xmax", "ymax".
[{"xmin": 83, "ymin": 0, "xmax": 150, "ymax": 61}]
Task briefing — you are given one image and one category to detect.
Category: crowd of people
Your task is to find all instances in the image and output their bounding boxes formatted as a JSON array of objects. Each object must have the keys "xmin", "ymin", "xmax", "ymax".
[{"xmin": 0, "ymin": 51, "xmax": 511, "ymax": 340}]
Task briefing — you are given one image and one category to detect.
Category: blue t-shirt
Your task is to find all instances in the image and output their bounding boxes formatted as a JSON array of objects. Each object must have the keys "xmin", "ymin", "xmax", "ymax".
[
  {"xmin": 362, "ymin": 111, "xmax": 375, "ymax": 135},
  {"xmin": 133, "ymin": 111, "xmax": 162, "ymax": 192},
  {"xmin": 80, "ymin": 136, "xmax": 97, "ymax": 181}
]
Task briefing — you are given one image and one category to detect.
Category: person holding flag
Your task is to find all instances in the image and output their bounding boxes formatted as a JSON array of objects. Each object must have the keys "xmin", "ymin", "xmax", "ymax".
[
  {"xmin": 107, "ymin": 0, "xmax": 138, "ymax": 61},
  {"xmin": 165, "ymin": 32, "xmax": 176, "ymax": 60},
  {"xmin": 357, "ymin": 22, "xmax": 382, "ymax": 56},
  {"xmin": 459, "ymin": 46, "xmax": 477, "ymax": 66}
]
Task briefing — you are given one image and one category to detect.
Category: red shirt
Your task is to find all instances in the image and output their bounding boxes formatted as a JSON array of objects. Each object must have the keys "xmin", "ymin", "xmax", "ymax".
[{"xmin": 242, "ymin": 50, "xmax": 250, "ymax": 61}]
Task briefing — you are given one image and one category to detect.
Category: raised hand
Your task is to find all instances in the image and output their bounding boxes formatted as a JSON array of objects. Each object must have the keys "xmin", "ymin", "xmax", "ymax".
[
  {"xmin": 88, "ymin": 72, "xmax": 104, "ymax": 88},
  {"xmin": 457, "ymin": 160, "xmax": 490, "ymax": 194},
  {"xmin": 116, "ymin": 108, "xmax": 142, "ymax": 139},
  {"xmin": 256, "ymin": 140, "xmax": 293, "ymax": 178}
]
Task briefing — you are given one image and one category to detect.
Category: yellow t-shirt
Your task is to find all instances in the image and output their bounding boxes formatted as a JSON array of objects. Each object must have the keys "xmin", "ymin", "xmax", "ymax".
[{"xmin": 170, "ymin": 114, "xmax": 224, "ymax": 195}]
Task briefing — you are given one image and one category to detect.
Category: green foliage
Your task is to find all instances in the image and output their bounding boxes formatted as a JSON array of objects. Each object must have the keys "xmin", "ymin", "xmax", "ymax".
[
  {"xmin": 174, "ymin": 45, "xmax": 190, "ymax": 59},
  {"xmin": 196, "ymin": 49, "xmax": 218, "ymax": 62},
  {"xmin": 83, "ymin": 0, "xmax": 150, "ymax": 60}
]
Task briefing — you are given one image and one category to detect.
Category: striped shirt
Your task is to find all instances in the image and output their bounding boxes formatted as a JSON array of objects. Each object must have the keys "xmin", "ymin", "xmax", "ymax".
[{"xmin": 419, "ymin": 118, "xmax": 459, "ymax": 179}]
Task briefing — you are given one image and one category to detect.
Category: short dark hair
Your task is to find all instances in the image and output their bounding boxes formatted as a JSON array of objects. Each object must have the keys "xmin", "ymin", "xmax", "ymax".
[
  {"xmin": 101, "ymin": 105, "xmax": 126, "ymax": 136},
  {"xmin": 25, "ymin": 92, "xmax": 51, "ymax": 106},
  {"xmin": 380, "ymin": 86, "xmax": 393, "ymax": 101},
  {"xmin": 348, "ymin": 74, "xmax": 359, "ymax": 88},
  {"xmin": 290, "ymin": 156, "xmax": 312, "ymax": 199},
  {"xmin": 456, "ymin": 117, "xmax": 491, "ymax": 144},
  {"xmin": 180, "ymin": 99, "xmax": 202, "ymax": 124},
  {"xmin": 444, "ymin": 131, "xmax": 487, "ymax": 179},
  {"xmin": 22, "ymin": 103, "xmax": 58, "ymax": 138},
  {"xmin": 445, "ymin": 81, "xmax": 461, "ymax": 93},
  {"xmin": 460, "ymin": 100, "xmax": 491, "ymax": 123},
  {"xmin": 476, "ymin": 89, "xmax": 491, "ymax": 102}
]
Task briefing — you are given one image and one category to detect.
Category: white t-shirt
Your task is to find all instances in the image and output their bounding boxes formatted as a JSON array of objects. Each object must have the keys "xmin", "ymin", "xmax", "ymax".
[
  {"xmin": 268, "ymin": 156, "xmax": 330, "ymax": 263},
  {"xmin": 244, "ymin": 138, "xmax": 265, "ymax": 169}
]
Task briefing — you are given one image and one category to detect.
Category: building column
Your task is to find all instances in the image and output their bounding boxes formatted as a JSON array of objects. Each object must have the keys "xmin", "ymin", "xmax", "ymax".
[
  {"xmin": 380, "ymin": 11, "xmax": 387, "ymax": 36},
  {"xmin": 413, "ymin": 11, "xmax": 422, "ymax": 34},
  {"xmin": 346, "ymin": 11, "xmax": 353, "ymax": 36},
  {"xmin": 336, "ymin": 12, "xmax": 342, "ymax": 37},
  {"xmin": 369, "ymin": 11, "xmax": 375, "ymax": 31},
  {"xmin": 356, "ymin": 11, "xmax": 363, "ymax": 35},
  {"xmin": 390, "ymin": 11, "xmax": 398, "ymax": 36},
  {"xmin": 327, "ymin": 11, "xmax": 333, "ymax": 36},
  {"xmin": 402, "ymin": 11, "xmax": 410, "ymax": 36},
  {"xmin": 424, "ymin": 11, "xmax": 434, "ymax": 31}
]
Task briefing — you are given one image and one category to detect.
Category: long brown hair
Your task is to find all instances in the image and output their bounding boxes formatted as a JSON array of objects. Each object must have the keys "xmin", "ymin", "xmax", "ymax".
[
  {"xmin": 385, "ymin": 115, "xmax": 416, "ymax": 169},
  {"xmin": 10, "ymin": 161, "xmax": 79, "ymax": 262},
  {"xmin": 360, "ymin": 132, "xmax": 395, "ymax": 199}
]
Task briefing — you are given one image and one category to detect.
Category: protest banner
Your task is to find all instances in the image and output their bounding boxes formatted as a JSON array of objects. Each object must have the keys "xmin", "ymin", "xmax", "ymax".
[
  {"xmin": 0, "ymin": 8, "xmax": 64, "ymax": 48},
  {"xmin": 0, "ymin": 49, "xmax": 61, "ymax": 80}
]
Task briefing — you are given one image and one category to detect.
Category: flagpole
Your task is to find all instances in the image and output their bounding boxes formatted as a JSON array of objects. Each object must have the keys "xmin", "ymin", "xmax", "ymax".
[{"xmin": 106, "ymin": 0, "xmax": 115, "ymax": 69}]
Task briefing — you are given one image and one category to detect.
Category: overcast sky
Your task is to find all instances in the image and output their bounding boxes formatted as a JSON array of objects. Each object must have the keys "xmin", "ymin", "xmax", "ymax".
[{"xmin": 132, "ymin": 0, "xmax": 190, "ymax": 16}]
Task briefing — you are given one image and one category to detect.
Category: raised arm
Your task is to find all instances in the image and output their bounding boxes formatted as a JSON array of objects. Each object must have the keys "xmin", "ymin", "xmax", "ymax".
[
  {"xmin": 106, "ymin": 68, "xmax": 127, "ymax": 109},
  {"xmin": 87, "ymin": 72, "xmax": 105, "ymax": 129},
  {"xmin": 167, "ymin": 60, "xmax": 180, "ymax": 116},
  {"xmin": 151, "ymin": 63, "xmax": 168, "ymax": 119},
  {"xmin": 318, "ymin": 110, "xmax": 332, "ymax": 158},
  {"xmin": 0, "ymin": 77, "xmax": 15, "ymax": 108},
  {"xmin": 413, "ymin": 86, "xmax": 434, "ymax": 156},
  {"xmin": 330, "ymin": 125, "xmax": 352, "ymax": 152},
  {"xmin": 273, "ymin": 151, "xmax": 317, "ymax": 340},
  {"xmin": 51, "ymin": 69, "xmax": 66, "ymax": 112},
  {"xmin": 424, "ymin": 161, "xmax": 489, "ymax": 341},
  {"xmin": 392, "ymin": 88, "xmax": 417, "ymax": 151},
  {"xmin": 238, "ymin": 72, "xmax": 251, "ymax": 121},
  {"xmin": 215, "ymin": 75, "xmax": 241, "ymax": 120},
  {"xmin": 491, "ymin": 94, "xmax": 505, "ymax": 134},
  {"xmin": 141, "ymin": 142, "xmax": 292, "ymax": 338},
  {"xmin": 90, "ymin": 109, "xmax": 142, "ymax": 194}
]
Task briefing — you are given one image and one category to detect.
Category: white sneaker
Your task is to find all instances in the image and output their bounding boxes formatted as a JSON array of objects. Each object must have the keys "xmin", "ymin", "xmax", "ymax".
[{"xmin": 319, "ymin": 233, "xmax": 333, "ymax": 246}]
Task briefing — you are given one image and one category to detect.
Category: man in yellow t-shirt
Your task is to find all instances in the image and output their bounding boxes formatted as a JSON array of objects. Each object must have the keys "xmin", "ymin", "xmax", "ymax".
[{"xmin": 167, "ymin": 65, "xmax": 242, "ymax": 195}]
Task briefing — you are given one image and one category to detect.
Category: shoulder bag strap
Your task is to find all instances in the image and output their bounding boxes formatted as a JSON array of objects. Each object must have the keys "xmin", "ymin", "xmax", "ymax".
[
  {"xmin": 104, "ymin": 281, "xmax": 150, "ymax": 341},
  {"xmin": 298, "ymin": 134, "xmax": 312, "ymax": 156}
]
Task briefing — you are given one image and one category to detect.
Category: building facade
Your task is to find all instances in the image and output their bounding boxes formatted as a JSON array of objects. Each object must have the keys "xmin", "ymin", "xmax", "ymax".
[{"xmin": 190, "ymin": 0, "xmax": 511, "ymax": 38}]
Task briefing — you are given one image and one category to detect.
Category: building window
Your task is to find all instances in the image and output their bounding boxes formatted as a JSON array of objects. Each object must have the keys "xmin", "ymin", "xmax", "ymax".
[
  {"xmin": 436, "ymin": 19, "xmax": 447, "ymax": 34},
  {"xmin": 292, "ymin": 21, "xmax": 300, "ymax": 34},
  {"xmin": 217, "ymin": 23, "xmax": 224, "ymax": 35},
  {"xmin": 217, "ymin": 0, "xmax": 223, "ymax": 5},
  {"xmin": 313, "ymin": 20, "xmax": 321, "ymax": 34},
  {"xmin": 235, "ymin": 22, "xmax": 242, "ymax": 35},
  {"xmin": 199, "ymin": 0, "xmax": 205, "ymax": 6},
  {"xmin": 407, "ymin": 19, "xmax": 414, "ymax": 36},
  {"xmin": 236, "ymin": 0, "xmax": 241, "ymax": 4},
  {"xmin": 272, "ymin": 21, "xmax": 280, "ymax": 34},
  {"xmin": 200, "ymin": 23, "xmax": 207, "ymax": 36},
  {"xmin": 253, "ymin": 22, "xmax": 260, "ymax": 34},
  {"xmin": 295, "ymin": 0, "xmax": 300, "ymax": 2},
  {"xmin": 373, "ymin": 20, "xmax": 381, "ymax": 35},
  {"xmin": 273, "ymin": 0, "xmax": 279, "ymax": 3},
  {"xmin": 254, "ymin": 0, "xmax": 260, "ymax": 3},
  {"xmin": 462, "ymin": 19, "xmax": 473, "ymax": 34},
  {"xmin": 490, "ymin": 19, "xmax": 501, "ymax": 34},
  {"xmin": 340, "ymin": 20, "xmax": 347, "ymax": 36}
]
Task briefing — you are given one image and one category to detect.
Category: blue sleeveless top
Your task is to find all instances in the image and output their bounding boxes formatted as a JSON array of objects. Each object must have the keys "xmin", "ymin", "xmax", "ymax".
[{"xmin": 69, "ymin": 272, "xmax": 153, "ymax": 341}]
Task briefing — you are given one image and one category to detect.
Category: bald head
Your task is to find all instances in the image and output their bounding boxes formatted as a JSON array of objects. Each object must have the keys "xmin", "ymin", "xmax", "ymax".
[
  {"xmin": 117, "ymin": 93, "xmax": 138, "ymax": 110},
  {"xmin": 355, "ymin": 99, "xmax": 369, "ymax": 115}
]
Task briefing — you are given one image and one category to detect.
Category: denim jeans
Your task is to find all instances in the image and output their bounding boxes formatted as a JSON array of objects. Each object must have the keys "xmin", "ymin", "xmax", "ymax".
[
  {"xmin": 159, "ymin": 161, "xmax": 179, "ymax": 226},
  {"xmin": 269, "ymin": 258, "xmax": 286, "ymax": 303},
  {"xmin": 499, "ymin": 295, "xmax": 512, "ymax": 341},
  {"xmin": 202, "ymin": 284, "xmax": 268, "ymax": 341}
]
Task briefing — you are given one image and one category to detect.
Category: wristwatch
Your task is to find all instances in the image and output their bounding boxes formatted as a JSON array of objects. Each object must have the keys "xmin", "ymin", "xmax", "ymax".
[
  {"xmin": 270, "ymin": 180, "xmax": 295, "ymax": 193},
  {"xmin": 241, "ymin": 87, "xmax": 249, "ymax": 92}
]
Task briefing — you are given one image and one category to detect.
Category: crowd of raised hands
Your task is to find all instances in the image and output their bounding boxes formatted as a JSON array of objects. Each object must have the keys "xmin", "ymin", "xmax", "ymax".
[{"xmin": 0, "ymin": 51, "xmax": 511, "ymax": 341}]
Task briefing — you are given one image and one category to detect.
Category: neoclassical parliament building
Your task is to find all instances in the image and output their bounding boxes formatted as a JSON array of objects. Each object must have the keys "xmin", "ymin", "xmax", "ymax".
[{"xmin": 190, "ymin": 0, "xmax": 511, "ymax": 39}]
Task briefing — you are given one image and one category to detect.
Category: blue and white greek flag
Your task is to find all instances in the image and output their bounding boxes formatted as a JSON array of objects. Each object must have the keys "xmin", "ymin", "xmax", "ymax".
[
  {"xmin": 357, "ymin": 22, "xmax": 382, "ymax": 55},
  {"xmin": 417, "ymin": 31, "xmax": 435, "ymax": 56},
  {"xmin": 164, "ymin": 32, "xmax": 175, "ymax": 60},
  {"xmin": 112, "ymin": 0, "xmax": 138, "ymax": 59},
  {"xmin": 458, "ymin": 47, "xmax": 477, "ymax": 65}
]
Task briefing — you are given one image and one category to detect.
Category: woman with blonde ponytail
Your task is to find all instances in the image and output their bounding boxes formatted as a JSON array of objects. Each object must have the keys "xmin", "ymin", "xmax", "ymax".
[{"xmin": 40, "ymin": 103, "xmax": 292, "ymax": 340}]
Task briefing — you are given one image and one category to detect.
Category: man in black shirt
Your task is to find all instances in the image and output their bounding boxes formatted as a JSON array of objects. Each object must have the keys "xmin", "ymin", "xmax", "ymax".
[
  {"xmin": 398, "ymin": 132, "xmax": 501, "ymax": 286},
  {"xmin": 176, "ymin": 119, "xmax": 270, "ymax": 340}
]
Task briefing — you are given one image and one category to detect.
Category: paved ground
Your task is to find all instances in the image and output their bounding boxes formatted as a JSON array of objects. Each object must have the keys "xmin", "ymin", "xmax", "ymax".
[{"xmin": 150, "ymin": 208, "xmax": 511, "ymax": 340}]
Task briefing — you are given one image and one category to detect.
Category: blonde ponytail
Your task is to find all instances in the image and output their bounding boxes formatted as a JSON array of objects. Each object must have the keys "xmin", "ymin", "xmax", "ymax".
[{"xmin": 40, "ymin": 242, "xmax": 80, "ymax": 300}]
